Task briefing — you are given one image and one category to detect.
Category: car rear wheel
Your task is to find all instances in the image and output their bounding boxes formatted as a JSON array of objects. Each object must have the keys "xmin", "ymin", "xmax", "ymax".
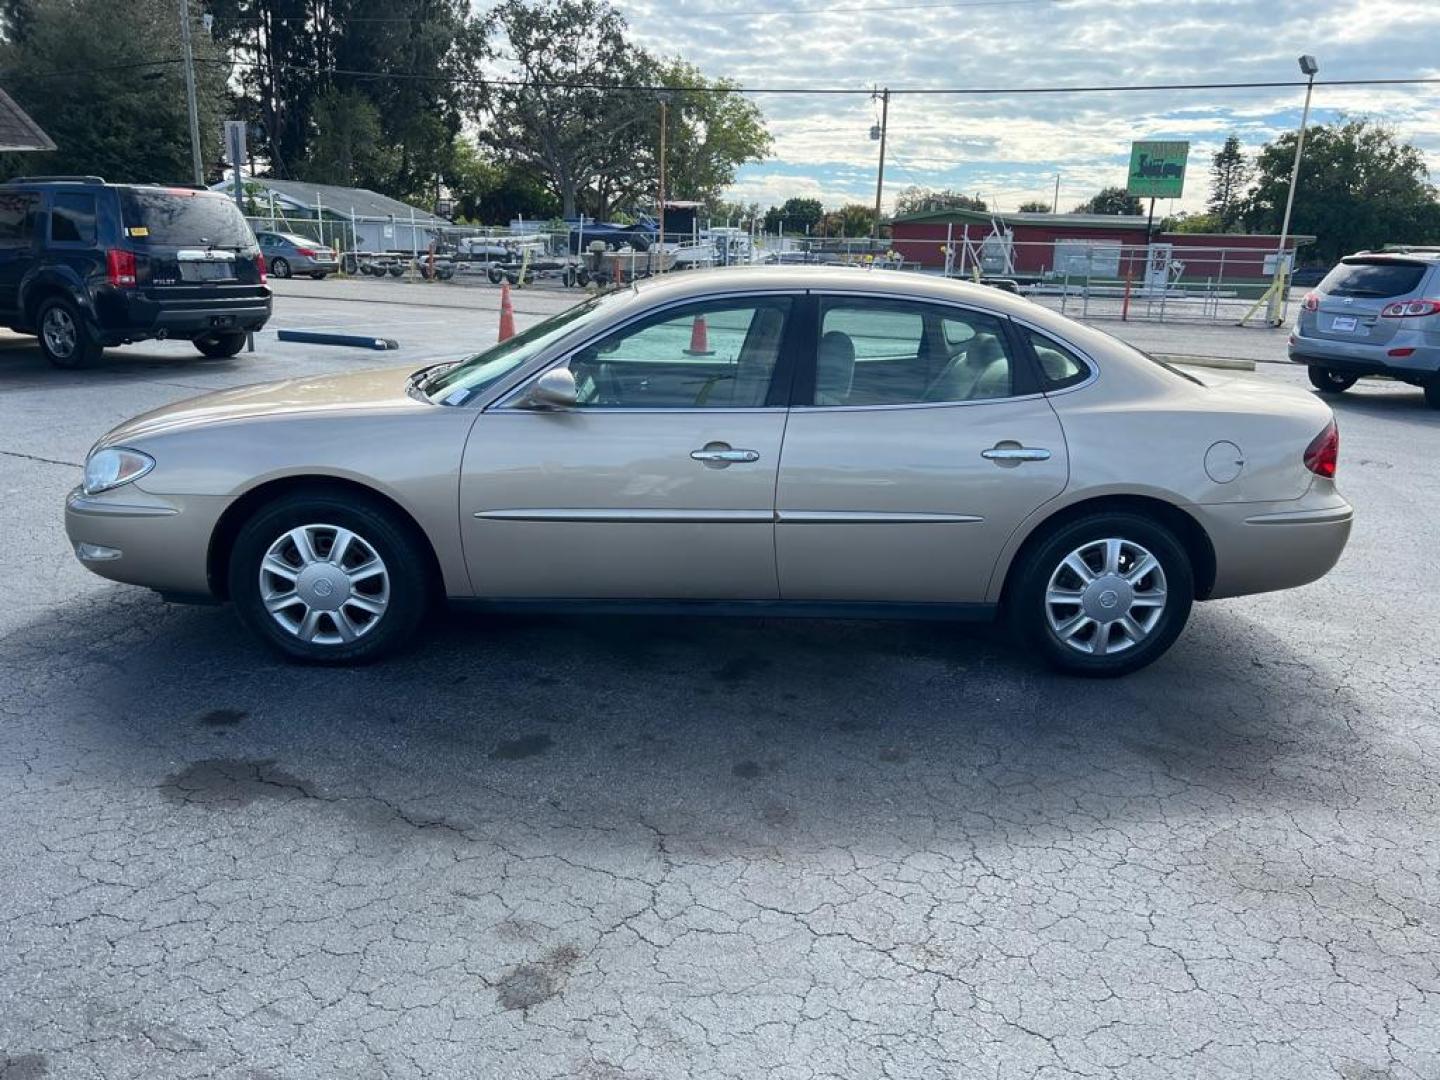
[
  {"xmin": 194, "ymin": 331, "xmax": 247, "ymax": 359},
  {"xmin": 229, "ymin": 492, "xmax": 431, "ymax": 664},
  {"xmin": 269, "ymin": 256, "xmax": 292, "ymax": 279},
  {"xmin": 1009, "ymin": 513, "xmax": 1194, "ymax": 677},
  {"xmin": 37, "ymin": 296, "xmax": 102, "ymax": 369},
  {"xmin": 1308, "ymin": 367, "xmax": 1357, "ymax": 394}
]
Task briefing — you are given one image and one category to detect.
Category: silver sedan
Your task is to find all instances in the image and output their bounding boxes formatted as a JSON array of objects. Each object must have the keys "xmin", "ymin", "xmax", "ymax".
[{"xmin": 65, "ymin": 267, "xmax": 1352, "ymax": 675}]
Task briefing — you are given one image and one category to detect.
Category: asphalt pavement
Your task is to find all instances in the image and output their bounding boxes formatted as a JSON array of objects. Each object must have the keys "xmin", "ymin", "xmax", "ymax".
[{"xmin": 1, "ymin": 282, "xmax": 1437, "ymax": 1080}]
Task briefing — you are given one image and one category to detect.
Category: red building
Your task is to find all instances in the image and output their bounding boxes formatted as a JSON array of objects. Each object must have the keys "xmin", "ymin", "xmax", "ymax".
[{"xmin": 889, "ymin": 208, "xmax": 1313, "ymax": 286}]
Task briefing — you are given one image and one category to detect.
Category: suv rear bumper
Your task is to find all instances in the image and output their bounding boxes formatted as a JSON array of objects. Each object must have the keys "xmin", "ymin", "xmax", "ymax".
[
  {"xmin": 94, "ymin": 288, "xmax": 272, "ymax": 344},
  {"xmin": 1289, "ymin": 328, "xmax": 1440, "ymax": 382}
]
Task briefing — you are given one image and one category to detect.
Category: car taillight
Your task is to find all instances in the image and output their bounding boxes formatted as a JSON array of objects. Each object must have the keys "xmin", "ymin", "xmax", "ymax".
[
  {"xmin": 295, "ymin": 247, "xmax": 315, "ymax": 257},
  {"xmin": 257, "ymin": 252, "xmax": 267, "ymax": 283},
  {"xmin": 1303, "ymin": 419, "xmax": 1339, "ymax": 479},
  {"xmin": 1380, "ymin": 298, "xmax": 1440, "ymax": 318},
  {"xmin": 105, "ymin": 249, "xmax": 137, "ymax": 288},
  {"xmin": 1302, "ymin": 291, "xmax": 1319, "ymax": 312}
]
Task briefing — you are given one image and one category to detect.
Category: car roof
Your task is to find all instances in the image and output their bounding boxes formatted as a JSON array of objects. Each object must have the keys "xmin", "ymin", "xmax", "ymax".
[
  {"xmin": 628, "ymin": 264, "xmax": 1039, "ymax": 319},
  {"xmin": 1345, "ymin": 250, "xmax": 1440, "ymax": 264}
]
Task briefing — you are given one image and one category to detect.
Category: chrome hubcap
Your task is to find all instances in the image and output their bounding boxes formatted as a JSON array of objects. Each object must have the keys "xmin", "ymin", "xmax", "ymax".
[
  {"xmin": 1044, "ymin": 537, "xmax": 1167, "ymax": 656},
  {"xmin": 42, "ymin": 308, "xmax": 76, "ymax": 357},
  {"xmin": 258, "ymin": 523, "xmax": 389, "ymax": 645}
]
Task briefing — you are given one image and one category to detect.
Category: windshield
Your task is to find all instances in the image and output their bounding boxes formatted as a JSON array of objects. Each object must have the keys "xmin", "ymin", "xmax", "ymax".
[
  {"xmin": 1319, "ymin": 259, "xmax": 1428, "ymax": 299},
  {"xmin": 422, "ymin": 292, "xmax": 629, "ymax": 405},
  {"xmin": 119, "ymin": 189, "xmax": 254, "ymax": 249}
]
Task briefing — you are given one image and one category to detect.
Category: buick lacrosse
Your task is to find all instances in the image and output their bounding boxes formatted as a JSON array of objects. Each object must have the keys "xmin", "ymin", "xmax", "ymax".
[{"xmin": 67, "ymin": 267, "xmax": 1351, "ymax": 675}]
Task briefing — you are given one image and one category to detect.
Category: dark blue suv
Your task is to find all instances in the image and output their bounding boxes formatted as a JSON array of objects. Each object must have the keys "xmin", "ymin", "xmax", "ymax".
[{"xmin": 0, "ymin": 176, "xmax": 271, "ymax": 368}]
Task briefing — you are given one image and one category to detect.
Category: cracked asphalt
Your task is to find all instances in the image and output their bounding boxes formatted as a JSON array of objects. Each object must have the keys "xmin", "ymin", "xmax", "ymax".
[{"xmin": 1, "ymin": 284, "xmax": 1438, "ymax": 1079}]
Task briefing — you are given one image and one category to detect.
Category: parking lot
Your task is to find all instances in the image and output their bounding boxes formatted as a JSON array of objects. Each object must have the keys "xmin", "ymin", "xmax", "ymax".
[{"xmin": 2, "ymin": 280, "xmax": 1438, "ymax": 1079}]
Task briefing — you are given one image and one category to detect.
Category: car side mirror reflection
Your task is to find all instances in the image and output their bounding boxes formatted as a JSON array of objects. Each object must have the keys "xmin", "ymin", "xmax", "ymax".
[{"xmin": 523, "ymin": 368, "xmax": 578, "ymax": 410}]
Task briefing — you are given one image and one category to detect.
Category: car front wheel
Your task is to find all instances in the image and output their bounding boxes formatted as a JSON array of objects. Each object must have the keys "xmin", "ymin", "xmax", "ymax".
[
  {"xmin": 1308, "ymin": 367, "xmax": 1357, "ymax": 394},
  {"xmin": 229, "ymin": 492, "xmax": 431, "ymax": 663},
  {"xmin": 1009, "ymin": 513, "xmax": 1194, "ymax": 677}
]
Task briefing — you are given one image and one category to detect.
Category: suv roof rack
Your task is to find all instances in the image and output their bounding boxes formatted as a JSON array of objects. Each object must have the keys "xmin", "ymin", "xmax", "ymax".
[{"xmin": 2, "ymin": 175, "xmax": 106, "ymax": 185}]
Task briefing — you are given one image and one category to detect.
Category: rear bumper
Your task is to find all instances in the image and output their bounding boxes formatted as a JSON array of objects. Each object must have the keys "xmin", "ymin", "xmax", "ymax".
[
  {"xmin": 1196, "ymin": 489, "xmax": 1353, "ymax": 600},
  {"xmin": 93, "ymin": 288, "xmax": 273, "ymax": 343},
  {"xmin": 1289, "ymin": 329, "xmax": 1440, "ymax": 381}
]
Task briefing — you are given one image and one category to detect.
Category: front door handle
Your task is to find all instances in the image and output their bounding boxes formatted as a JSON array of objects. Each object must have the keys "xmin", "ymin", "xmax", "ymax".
[
  {"xmin": 691, "ymin": 442, "xmax": 760, "ymax": 468},
  {"xmin": 981, "ymin": 443, "xmax": 1051, "ymax": 463}
]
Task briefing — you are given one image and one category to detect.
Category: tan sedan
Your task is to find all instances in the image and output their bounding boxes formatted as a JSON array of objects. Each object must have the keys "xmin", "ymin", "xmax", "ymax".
[{"xmin": 66, "ymin": 267, "xmax": 1352, "ymax": 675}]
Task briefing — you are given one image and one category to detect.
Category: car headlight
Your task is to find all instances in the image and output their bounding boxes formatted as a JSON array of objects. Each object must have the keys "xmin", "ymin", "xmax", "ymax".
[{"xmin": 83, "ymin": 447, "xmax": 155, "ymax": 495}]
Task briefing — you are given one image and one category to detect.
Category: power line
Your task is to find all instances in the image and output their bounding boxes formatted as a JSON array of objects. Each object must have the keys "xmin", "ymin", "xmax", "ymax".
[{"xmin": 214, "ymin": 59, "xmax": 1440, "ymax": 97}]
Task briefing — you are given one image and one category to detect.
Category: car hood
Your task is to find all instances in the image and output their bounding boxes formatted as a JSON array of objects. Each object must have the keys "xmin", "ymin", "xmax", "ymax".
[{"xmin": 98, "ymin": 364, "xmax": 431, "ymax": 446}]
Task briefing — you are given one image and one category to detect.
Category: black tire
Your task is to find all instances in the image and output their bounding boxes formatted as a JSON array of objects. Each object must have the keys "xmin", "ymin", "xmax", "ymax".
[
  {"xmin": 388, "ymin": 265, "xmax": 405, "ymax": 278},
  {"xmin": 487, "ymin": 265, "xmax": 504, "ymax": 285},
  {"xmin": 194, "ymin": 331, "xmax": 246, "ymax": 359},
  {"xmin": 1007, "ymin": 512, "xmax": 1194, "ymax": 677},
  {"xmin": 1424, "ymin": 382, "xmax": 1440, "ymax": 410},
  {"xmin": 309, "ymin": 271, "xmax": 328, "ymax": 280},
  {"xmin": 575, "ymin": 268, "xmax": 590, "ymax": 287},
  {"xmin": 36, "ymin": 295, "xmax": 102, "ymax": 369},
  {"xmin": 269, "ymin": 256, "xmax": 292, "ymax": 279},
  {"xmin": 1308, "ymin": 367, "xmax": 1357, "ymax": 394},
  {"xmin": 229, "ymin": 491, "xmax": 431, "ymax": 664}
]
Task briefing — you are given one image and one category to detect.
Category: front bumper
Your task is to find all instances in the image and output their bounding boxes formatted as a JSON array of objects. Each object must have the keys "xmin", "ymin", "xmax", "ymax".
[
  {"xmin": 65, "ymin": 486, "xmax": 225, "ymax": 599},
  {"xmin": 1195, "ymin": 487, "xmax": 1353, "ymax": 601}
]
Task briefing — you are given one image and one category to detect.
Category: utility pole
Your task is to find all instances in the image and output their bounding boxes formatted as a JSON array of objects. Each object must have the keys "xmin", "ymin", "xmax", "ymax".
[
  {"xmin": 1052, "ymin": 173, "xmax": 1060, "ymax": 213},
  {"xmin": 178, "ymin": 0, "xmax": 204, "ymax": 185},
  {"xmin": 1270, "ymin": 55, "xmax": 1318, "ymax": 324},
  {"xmin": 657, "ymin": 94, "xmax": 669, "ymax": 275},
  {"xmin": 871, "ymin": 87, "xmax": 889, "ymax": 245}
]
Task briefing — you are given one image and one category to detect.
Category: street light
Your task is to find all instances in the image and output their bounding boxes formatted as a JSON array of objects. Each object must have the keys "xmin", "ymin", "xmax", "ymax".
[{"xmin": 1270, "ymin": 54, "xmax": 1318, "ymax": 324}]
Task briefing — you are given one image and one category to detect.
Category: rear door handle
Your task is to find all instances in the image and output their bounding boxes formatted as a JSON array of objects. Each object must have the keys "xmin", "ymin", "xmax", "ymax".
[{"xmin": 981, "ymin": 445, "xmax": 1051, "ymax": 462}]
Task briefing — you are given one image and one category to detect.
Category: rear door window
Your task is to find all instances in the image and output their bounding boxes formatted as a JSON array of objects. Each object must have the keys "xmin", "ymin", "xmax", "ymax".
[
  {"xmin": 1319, "ymin": 259, "xmax": 1428, "ymax": 298},
  {"xmin": 0, "ymin": 191, "xmax": 39, "ymax": 248},
  {"xmin": 50, "ymin": 192, "xmax": 97, "ymax": 244},
  {"xmin": 118, "ymin": 189, "xmax": 253, "ymax": 249}
]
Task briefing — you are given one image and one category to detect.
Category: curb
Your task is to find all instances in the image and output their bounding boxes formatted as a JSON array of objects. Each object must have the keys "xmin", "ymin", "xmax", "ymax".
[{"xmin": 1152, "ymin": 353, "xmax": 1256, "ymax": 372}]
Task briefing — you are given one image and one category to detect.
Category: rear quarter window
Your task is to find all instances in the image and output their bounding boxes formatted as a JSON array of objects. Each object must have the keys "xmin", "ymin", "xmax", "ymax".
[{"xmin": 1319, "ymin": 260, "xmax": 1428, "ymax": 298}]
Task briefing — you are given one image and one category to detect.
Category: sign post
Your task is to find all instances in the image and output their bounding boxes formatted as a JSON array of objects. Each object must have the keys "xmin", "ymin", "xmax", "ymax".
[
  {"xmin": 1127, "ymin": 140, "xmax": 1188, "ymax": 295},
  {"xmin": 223, "ymin": 121, "xmax": 247, "ymax": 210}
]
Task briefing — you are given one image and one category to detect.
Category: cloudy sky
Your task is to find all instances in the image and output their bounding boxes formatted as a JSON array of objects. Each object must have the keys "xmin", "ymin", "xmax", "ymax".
[{"xmin": 610, "ymin": 0, "xmax": 1440, "ymax": 214}]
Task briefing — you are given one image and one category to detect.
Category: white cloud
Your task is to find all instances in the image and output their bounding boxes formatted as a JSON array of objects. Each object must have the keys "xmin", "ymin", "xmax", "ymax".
[{"xmin": 608, "ymin": 0, "xmax": 1440, "ymax": 213}]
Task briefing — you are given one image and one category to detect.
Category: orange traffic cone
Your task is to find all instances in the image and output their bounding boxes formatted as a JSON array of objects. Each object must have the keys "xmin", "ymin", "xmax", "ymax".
[
  {"xmin": 684, "ymin": 314, "xmax": 714, "ymax": 356},
  {"xmin": 498, "ymin": 282, "xmax": 516, "ymax": 342}
]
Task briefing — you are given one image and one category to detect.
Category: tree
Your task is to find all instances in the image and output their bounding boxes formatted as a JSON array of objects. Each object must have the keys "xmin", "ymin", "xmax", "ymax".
[
  {"xmin": 1164, "ymin": 210, "xmax": 1223, "ymax": 234},
  {"xmin": 1242, "ymin": 119, "xmax": 1440, "ymax": 263},
  {"xmin": 1207, "ymin": 135, "xmax": 1250, "ymax": 231},
  {"xmin": 0, "ymin": 0, "xmax": 229, "ymax": 183},
  {"xmin": 822, "ymin": 203, "xmax": 877, "ymax": 237},
  {"xmin": 764, "ymin": 196, "xmax": 823, "ymax": 233},
  {"xmin": 1072, "ymin": 187, "xmax": 1142, "ymax": 215},
  {"xmin": 1017, "ymin": 200, "xmax": 1052, "ymax": 213},
  {"xmin": 894, "ymin": 186, "xmax": 986, "ymax": 216},
  {"xmin": 207, "ymin": 0, "xmax": 482, "ymax": 203},
  {"xmin": 652, "ymin": 59, "xmax": 770, "ymax": 206}
]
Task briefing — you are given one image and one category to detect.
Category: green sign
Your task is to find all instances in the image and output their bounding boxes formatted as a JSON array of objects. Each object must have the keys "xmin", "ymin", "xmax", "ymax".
[{"xmin": 1127, "ymin": 140, "xmax": 1190, "ymax": 198}]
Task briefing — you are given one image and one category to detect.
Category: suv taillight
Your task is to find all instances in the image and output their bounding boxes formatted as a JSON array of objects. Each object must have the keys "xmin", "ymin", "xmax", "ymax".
[
  {"xmin": 1302, "ymin": 291, "xmax": 1319, "ymax": 312},
  {"xmin": 1380, "ymin": 298, "xmax": 1440, "ymax": 318},
  {"xmin": 257, "ymin": 252, "xmax": 267, "ymax": 284},
  {"xmin": 1303, "ymin": 419, "xmax": 1339, "ymax": 479},
  {"xmin": 105, "ymin": 249, "xmax": 137, "ymax": 288}
]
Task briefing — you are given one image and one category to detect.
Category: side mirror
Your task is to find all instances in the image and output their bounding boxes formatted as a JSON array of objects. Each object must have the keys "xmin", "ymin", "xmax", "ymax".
[{"xmin": 523, "ymin": 367, "xmax": 578, "ymax": 410}]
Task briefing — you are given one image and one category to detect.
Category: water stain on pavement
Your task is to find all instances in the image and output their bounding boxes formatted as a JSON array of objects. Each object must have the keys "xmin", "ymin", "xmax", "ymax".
[
  {"xmin": 197, "ymin": 707, "xmax": 247, "ymax": 727},
  {"xmin": 0, "ymin": 1054, "xmax": 48, "ymax": 1079},
  {"xmin": 712, "ymin": 654, "xmax": 772, "ymax": 683},
  {"xmin": 489, "ymin": 733, "xmax": 554, "ymax": 761},
  {"xmin": 159, "ymin": 759, "xmax": 310, "ymax": 809},
  {"xmin": 495, "ymin": 944, "xmax": 583, "ymax": 1012}
]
